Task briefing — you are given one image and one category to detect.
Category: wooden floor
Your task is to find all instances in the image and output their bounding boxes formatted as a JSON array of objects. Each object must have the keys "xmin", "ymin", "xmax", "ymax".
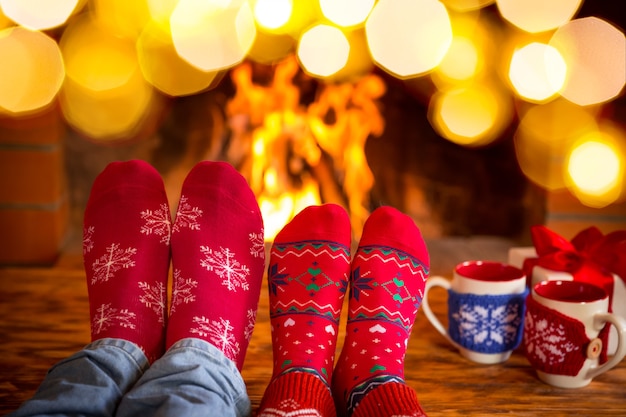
[{"xmin": 1, "ymin": 237, "xmax": 625, "ymax": 416}]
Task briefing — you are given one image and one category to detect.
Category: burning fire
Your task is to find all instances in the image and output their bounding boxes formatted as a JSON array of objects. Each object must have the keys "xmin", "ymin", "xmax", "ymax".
[{"xmin": 226, "ymin": 56, "xmax": 386, "ymax": 240}]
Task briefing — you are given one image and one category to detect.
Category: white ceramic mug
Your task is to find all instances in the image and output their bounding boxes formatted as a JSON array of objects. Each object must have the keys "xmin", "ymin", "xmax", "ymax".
[
  {"xmin": 422, "ymin": 260, "xmax": 528, "ymax": 364},
  {"xmin": 524, "ymin": 280, "xmax": 626, "ymax": 388}
]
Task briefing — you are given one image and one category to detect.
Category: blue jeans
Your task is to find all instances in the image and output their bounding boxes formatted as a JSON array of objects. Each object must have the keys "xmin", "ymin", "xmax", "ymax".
[{"xmin": 8, "ymin": 338, "xmax": 251, "ymax": 417}]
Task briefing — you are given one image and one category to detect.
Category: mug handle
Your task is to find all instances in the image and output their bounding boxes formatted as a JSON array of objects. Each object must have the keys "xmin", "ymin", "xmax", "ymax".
[
  {"xmin": 586, "ymin": 313, "xmax": 626, "ymax": 380},
  {"xmin": 421, "ymin": 276, "xmax": 454, "ymax": 345}
]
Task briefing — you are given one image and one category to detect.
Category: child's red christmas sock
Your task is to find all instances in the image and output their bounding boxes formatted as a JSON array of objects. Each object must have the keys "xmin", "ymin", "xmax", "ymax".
[
  {"xmin": 84, "ymin": 160, "xmax": 172, "ymax": 364},
  {"xmin": 332, "ymin": 206, "xmax": 429, "ymax": 417},
  {"xmin": 166, "ymin": 161, "xmax": 265, "ymax": 371},
  {"xmin": 257, "ymin": 204, "xmax": 351, "ymax": 417}
]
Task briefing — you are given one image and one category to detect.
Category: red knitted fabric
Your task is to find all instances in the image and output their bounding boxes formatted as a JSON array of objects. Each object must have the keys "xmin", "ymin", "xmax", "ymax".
[
  {"xmin": 166, "ymin": 161, "xmax": 265, "ymax": 370},
  {"xmin": 351, "ymin": 382, "xmax": 426, "ymax": 417},
  {"xmin": 333, "ymin": 206, "xmax": 429, "ymax": 416},
  {"xmin": 257, "ymin": 372, "xmax": 336, "ymax": 417},
  {"xmin": 84, "ymin": 160, "xmax": 171, "ymax": 364},
  {"xmin": 523, "ymin": 296, "xmax": 593, "ymax": 376},
  {"xmin": 265, "ymin": 204, "xmax": 351, "ymax": 384}
]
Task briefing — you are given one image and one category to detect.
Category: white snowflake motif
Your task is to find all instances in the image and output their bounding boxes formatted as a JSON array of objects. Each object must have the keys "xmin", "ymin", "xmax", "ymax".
[
  {"xmin": 244, "ymin": 308, "xmax": 257, "ymax": 341},
  {"xmin": 524, "ymin": 311, "xmax": 579, "ymax": 366},
  {"xmin": 453, "ymin": 302, "xmax": 522, "ymax": 347},
  {"xmin": 91, "ymin": 303, "xmax": 136, "ymax": 335},
  {"xmin": 83, "ymin": 226, "xmax": 94, "ymax": 254},
  {"xmin": 91, "ymin": 243, "xmax": 137, "ymax": 285},
  {"xmin": 140, "ymin": 203, "xmax": 172, "ymax": 245},
  {"xmin": 249, "ymin": 230, "xmax": 265, "ymax": 259},
  {"xmin": 191, "ymin": 316, "xmax": 240, "ymax": 361},
  {"xmin": 138, "ymin": 281, "xmax": 167, "ymax": 323},
  {"xmin": 172, "ymin": 195, "xmax": 203, "ymax": 233},
  {"xmin": 170, "ymin": 269, "xmax": 198, "ymax": 314},
  {"xmin": 200, "ymin": 246, "xmax": 250, "ymax": 292}
]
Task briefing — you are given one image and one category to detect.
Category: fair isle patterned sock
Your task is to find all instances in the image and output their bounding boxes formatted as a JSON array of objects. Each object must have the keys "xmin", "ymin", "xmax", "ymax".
[
  {"xmin": 332, "ymin": 206, "xmax": 429, "ymax": 417},
  {"xmin": 257, "ymin": 204, "xmax": 351, "ymax": 417},
  {"xmin": 84, "ymin": 160, "xmax": 171, "ymax": 364},
  {"xmin": 165, "ymin": 161, "xmax": 265, "ymax": 371}
]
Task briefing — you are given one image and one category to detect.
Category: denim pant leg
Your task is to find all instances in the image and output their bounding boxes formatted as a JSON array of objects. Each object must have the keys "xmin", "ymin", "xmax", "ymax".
[
  {"xmin": 116, "ymin": 338, "xmax": 251, "ymax": 417},
  {"xmin": 8, "ymin": 339, "xmax": 148, "ymax": 417}
]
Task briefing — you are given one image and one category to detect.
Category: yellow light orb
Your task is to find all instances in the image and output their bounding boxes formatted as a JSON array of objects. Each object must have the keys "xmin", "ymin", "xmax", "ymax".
[
  {"xmin": 508, "ymin": 42, "xmax": 566, "ymax": 103},
  {"xmin": 438, "ymin": 36, "xmax": 479, "ymax": 82},
  {"xmin": 92, "ymin": 0, "xmax": 152, "ymax": 39},
  {"xmin": 0, "ymin": 27, "xmax": 65, "ymax": 114},
  {"xmin": 297, "ymin": 24, "xmax": 350, "ymax": 78},
  {"xmin": 170, "ymin": 0, "xmax": 256, "ymax": 72},
  {"xmin": 60, "ymin": 14, "xmax": 138, "ymax": 92},
  {"xmin": 567, "ymin": 139, "xmax": 621, "ymax": 197},
  {"xmin": 137, "ymin": 21, "xmax": 222, "ymax": 96},
  {"xmin": 429, "ymin": 83, "xmax": 511, "ymax": 147},
  {"xmin": 0, "ymin": 0, "xmax": 81, "ymax": 30},
  {"xmin": 514, "ymin": 99, "xmax": 597, "ymax": 190},
  {"xmin": 441, "ymin": 0, "xmax": 494, "ymax": 12},
  {"xmin": 253, "ymin": 0, "xmax": 292, "ymax": 30},
  {"xmin": 319, "ymin": 0, "xmax": 375, "ymax": 28},
  {"xmin": 496, "ymin": 0, "xmax": 582, "ymax": 33},
  {"xmin": 365, "ymin": 0, "xmax": 452, "ymax": 78},
  {"xmin": 550, "ymin": 17, "xmax": 626, "ymax": 106},
  {"xmin": 59, "ymin": 72, "xmax": 156, "ymax": 141}
]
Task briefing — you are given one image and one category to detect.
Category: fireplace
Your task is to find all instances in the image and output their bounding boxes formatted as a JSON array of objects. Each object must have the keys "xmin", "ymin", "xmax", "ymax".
[{"xmin": 61, "ymin": 59, "xmax": 543, "ymax": 252}]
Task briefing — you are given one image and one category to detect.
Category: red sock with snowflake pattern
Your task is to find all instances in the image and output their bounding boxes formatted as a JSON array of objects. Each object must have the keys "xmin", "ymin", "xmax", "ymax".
[
  {"xmin": 332, "ymin": 206, "xmax": 429, "ymax": 417},
  {"xmin": 165, "ymin": 161, "xmax": 265, "ymax": 370},
  {"xmin": 257, "ymin": 204, "xmax": 351, "ymax": 417},
  {"xmin": 84, "ymin": 160, "xmax": 172, "ymax": 364}
]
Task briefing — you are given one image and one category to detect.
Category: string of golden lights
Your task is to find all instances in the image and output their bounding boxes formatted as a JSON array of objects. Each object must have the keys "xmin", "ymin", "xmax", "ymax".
[{"xmin": 0, "ymin": 0, "xmax": 624, "ymax": 208}]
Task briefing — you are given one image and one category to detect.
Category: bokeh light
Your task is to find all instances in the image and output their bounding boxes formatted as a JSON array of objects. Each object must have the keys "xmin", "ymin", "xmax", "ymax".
[
  {"xmin": 253, "ymin": 0, "xmax": 292, "ymax": 30},
  {"xmin": 514, "ymin": 99, "xmax": 598, "ymax": 190},
  {"xmin": 550, "ymin": 17, "xmax": 626, "ymax": 106},
  {"xmin": 297, "ymin": 24, "xmax": 350, "ymax": 78},
  {"xmin": 60, "ymin": 14, "xmax": 138, "ymax": 92},
  {"xmin": 566, "ymin": 129, "xmax": 625, "ymax": 207},
  {"xmin": 59, "ymin": 13, "xmax": 156, "ymax": 139},
  {"xmin": 170, "ymin": 0, "xmax": 256, "ymax": 72},
  {"xmin": 365, "ymin": 0, "xmax": 453, "ymax": 78},
  {"xmin": 0, "ymin": 26, "xmax": 65, "ymax": 114},
  {"xmin": 441, "ymin": 0, "xmax": 494, "ymax": 13},
  {"xmin": 508, "ymin": 42, "xmax": 566, "ymax": 103},
  {"xmin": 0, "ymin": 0, "xmax": 81, "ymax": 30},
  {"xmin": 496, "ymin": 0, "xmax": 582, "ymax": 33},
  {"xmin": 92, "ymin": 0, "xmax": 151, "ymax": 39},
  {"xmin": 429, "ymin": 82, "xmax": 512, "ymax": 147},
  {"xmin": 59, "ymin": 73, "xmax": 155, "ymax": 141},
  {"xmin": 137, "ymin": 20, "xmax": 222, "ymax": 96},
  {"xmin": 319, "ymin": 0, "xmax": 374, "ymax": 28}
]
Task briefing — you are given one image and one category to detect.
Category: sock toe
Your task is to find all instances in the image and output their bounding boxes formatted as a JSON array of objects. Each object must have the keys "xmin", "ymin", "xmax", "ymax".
[
  {"xmin": 358, "ymin": 206, "xmax": 429, "ymax": 269},
  {"xmin": 274, "ymin": 204, "xmax": 351, "ymax": 246}
]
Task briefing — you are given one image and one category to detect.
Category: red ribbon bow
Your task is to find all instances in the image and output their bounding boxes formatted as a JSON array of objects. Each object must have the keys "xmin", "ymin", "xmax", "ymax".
[{"xmin": 523, "ymin": 225, "xmax": 626, "ymax": 307}]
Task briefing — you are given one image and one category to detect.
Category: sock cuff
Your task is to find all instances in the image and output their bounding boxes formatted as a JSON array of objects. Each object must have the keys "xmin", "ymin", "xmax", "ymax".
[
  {"xmin": 351, "ymin": 382, "xmax": 426, "ymax": 417},
  {"xmin": 258, "ymin": 372, "xmax": 336, "ymax": 417}
]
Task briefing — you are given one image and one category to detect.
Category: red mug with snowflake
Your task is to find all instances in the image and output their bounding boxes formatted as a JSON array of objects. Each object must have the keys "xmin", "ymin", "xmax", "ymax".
[
  {"xmin": 422, "ymin": 260, "xmax": 529, "ymax": 364},
  {"xmin": 524, "ymin": 280, "xmax": 626, "ymax": 388}
]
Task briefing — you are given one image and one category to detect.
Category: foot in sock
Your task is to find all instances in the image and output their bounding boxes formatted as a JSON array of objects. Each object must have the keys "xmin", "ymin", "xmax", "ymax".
[
  {"xmin": 84, "ymin": 160, "xmax": 172, "ymax": 364},
  {"xmin": 332, "ymin": 206, "xmax": 430, "ymax": 417},
  {"xmin": 166, "ymin": 161, "xmax": 265, "ymax": 371},
  {"xmin": 257, "ymin": 204, "xmax": 351, "ymax": 417}
]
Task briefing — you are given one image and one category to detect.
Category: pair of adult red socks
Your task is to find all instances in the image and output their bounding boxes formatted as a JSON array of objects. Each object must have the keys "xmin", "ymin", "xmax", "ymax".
[
  {"xmin": 258, "ymin": 204, "xmax": 430, "ymax": 417},
  {"xmin": 84, "ymin": 160, "xmax": 265, "ymax": 368}
]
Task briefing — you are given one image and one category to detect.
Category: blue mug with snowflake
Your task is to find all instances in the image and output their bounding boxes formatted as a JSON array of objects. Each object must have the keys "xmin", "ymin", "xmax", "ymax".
[{"xmin": 422, "ymin": 260, "xmax": 529, "ymax": 364}]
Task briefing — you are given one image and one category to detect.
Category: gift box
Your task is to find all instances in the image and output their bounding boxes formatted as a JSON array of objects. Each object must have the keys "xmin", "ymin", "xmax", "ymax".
[{"xmin": 509, "ymin": 225, "xmax": 626, "ymax": 355}]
